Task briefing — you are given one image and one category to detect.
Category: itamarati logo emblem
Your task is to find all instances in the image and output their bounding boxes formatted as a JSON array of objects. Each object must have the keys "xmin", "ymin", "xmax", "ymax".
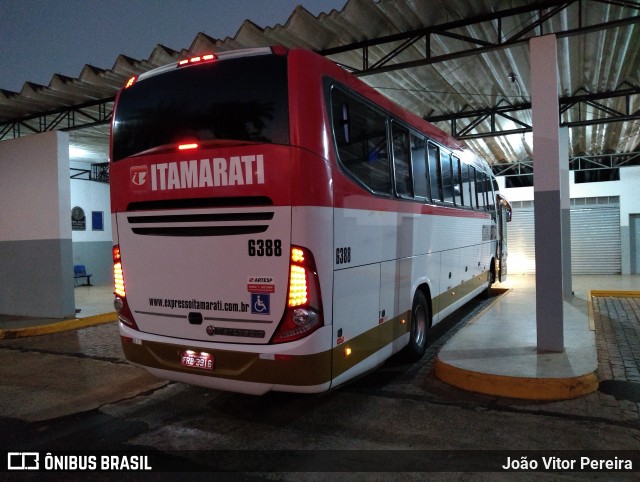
[{"xmin": 130, "ymin": 165, "xmax": 148, "ymax": 190}]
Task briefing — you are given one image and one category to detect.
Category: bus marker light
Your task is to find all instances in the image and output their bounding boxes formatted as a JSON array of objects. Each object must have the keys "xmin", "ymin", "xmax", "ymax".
[
  {"xmin": 344, "ymin": 347, "xmax": 352, "ymax": 357},
  {"xmin": 124, "ymin": 76, "xmax": 137, "ymax": 89},
  {"xmin": 178, "ymin": 53, "xmax": 217, "ymax": 67},
  {"xmin": 291, "ymin": 248, "xmax": 305, "ymax": 263}
]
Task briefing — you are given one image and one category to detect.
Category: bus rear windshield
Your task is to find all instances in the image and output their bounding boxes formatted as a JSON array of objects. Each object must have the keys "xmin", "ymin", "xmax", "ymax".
[{"xmin": 112, "ymin": 55, "xmax": 289, "ymax": 162}]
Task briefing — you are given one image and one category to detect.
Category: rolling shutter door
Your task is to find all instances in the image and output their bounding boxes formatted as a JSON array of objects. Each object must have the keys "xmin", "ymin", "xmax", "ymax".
[
  {"xmin": 570, "ymin": 205, "xmax": 621, "ymax": 274},
  {"xmin": 509, "ymin": 206, "xmax": 536, "ymax": 274},
  {"xmin": 508, "ymin": 200, "xmax": 620, "ymax": 275}
]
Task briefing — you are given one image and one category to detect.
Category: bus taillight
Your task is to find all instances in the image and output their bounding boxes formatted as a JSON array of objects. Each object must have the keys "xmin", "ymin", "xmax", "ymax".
[
  {"xmin": 113, "ymin": 245, "xmax": 125, "ymax": 298},
  {"xmin": 113, "ymin": 245, "xmax": 137, "ymax": 329},
  {"xmin": 272, "ymin": 246, "xmax": 323, "ymax": 344}
]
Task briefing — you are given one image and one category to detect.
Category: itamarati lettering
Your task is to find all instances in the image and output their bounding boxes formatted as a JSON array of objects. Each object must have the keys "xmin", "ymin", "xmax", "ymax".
[{"xmin": 150, "ymin": 155, "xmax": 265, "ymax": 191}]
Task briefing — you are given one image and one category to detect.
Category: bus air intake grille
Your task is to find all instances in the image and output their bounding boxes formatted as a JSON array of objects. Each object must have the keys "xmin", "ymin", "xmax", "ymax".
[
  {"xmin": 126, "ymin": 196, "xmax": 273, "ymax": 211},
  {"xmin": 127, "ymin": 212, "xmax": 274, "ymax": 223},
  {"xmin": 131, "ymin": 225, "xmax": 268, "ymax": 237}
]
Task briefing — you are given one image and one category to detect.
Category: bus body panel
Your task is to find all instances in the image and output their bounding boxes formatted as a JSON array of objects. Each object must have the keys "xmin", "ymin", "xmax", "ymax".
[
  {"xmin": 110, "ymin": 48, "xmax": 507, "ymax": 394},
  {"xmin": 112, "ymin": 145, "xmax": 295, "ymax": 344},
  {"xmin": 120, "ymin": 322, "xmax": 333, "ymax": 395}
]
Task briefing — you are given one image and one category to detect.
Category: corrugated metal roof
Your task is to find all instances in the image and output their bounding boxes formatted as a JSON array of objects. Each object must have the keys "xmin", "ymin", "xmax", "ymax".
[{"xmin": 1, "ymin": 0, "xmax": 638, "ymax": 167}]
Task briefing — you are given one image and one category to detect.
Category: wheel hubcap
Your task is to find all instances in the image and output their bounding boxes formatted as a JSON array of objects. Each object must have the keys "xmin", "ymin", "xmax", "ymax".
[{"xmin": 413, "ymin": 305, "xmax": 426, "ymax": 346}]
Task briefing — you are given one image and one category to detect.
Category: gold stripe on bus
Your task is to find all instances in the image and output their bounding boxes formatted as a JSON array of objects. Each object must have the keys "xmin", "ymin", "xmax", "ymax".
[
  {"xmin": 122, "ymin": 340, "xmax": 332, "ymax": 386},
  {"xmin": 332, "ymin": 311, "xmax": 411, "ymax": 378},
  {"xmin": 433, "ymin": 272, "xmax": 489, "ymax": 314}
]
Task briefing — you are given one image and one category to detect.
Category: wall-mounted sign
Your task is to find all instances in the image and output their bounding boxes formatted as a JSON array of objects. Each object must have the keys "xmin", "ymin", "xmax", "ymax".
[
  {"xmin": 71, "ymin": 206, "xmax": 86, "ymax": 231},
  {"xmin": 92, "ymin": 211, "xmax": 104, "ymax": 231}
]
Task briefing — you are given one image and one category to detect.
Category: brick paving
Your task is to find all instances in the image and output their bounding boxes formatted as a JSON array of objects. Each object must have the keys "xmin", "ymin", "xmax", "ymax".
[
  {"xmin": 0, "ymin": 322, "xmax": 124, "ymax": 362},
  {"xmin": 593, "ymin": 295, "xmax": 640, "ymax": 405}
]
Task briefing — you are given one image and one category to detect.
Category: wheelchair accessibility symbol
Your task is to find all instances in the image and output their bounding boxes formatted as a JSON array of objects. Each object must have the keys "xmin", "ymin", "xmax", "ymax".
[{"xmin": 251, "ymin": 293, "xmax": 270, "ymax": 315}]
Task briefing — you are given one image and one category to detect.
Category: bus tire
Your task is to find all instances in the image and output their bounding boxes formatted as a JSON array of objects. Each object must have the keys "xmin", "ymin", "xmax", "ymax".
[
  {"xmin": 484, "ymin": 259, "xmax": 496, "ymax": 297},
  {"xmin": 404, "ymin": 290, "xmax": 431, "ymax": 362}
]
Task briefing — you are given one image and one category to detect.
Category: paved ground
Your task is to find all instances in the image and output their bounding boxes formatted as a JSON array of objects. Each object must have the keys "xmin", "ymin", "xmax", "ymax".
[
  {"xmin": 2, "ymin": 288, "xmax": 639, "ymax": 426},
  {"xmin": 1, "ymin": 285, "xmax": 640, "ymax": 478},
  {"xmin": 593, "ymin": 295, "xmax": 640, "ymax": 408}
]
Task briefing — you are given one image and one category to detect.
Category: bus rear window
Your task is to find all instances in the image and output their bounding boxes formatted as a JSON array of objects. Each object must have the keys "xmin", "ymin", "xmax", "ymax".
[{"xmin": 112, "ymin": 55, "xmax": 289, "ymax": 162}]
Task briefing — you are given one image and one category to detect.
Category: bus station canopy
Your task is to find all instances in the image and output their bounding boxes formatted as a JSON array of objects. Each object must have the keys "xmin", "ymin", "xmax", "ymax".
[{"xmin": 1, "ymin": 0, "xmax": 639, "ymax": 174}]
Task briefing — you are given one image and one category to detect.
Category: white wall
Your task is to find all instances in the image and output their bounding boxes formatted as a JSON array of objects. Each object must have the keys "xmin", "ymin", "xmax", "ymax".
[
  {"xmin": 70, "ymin": 162, "xmax": 113, "ymax": 285},
  {"xmin": 0, "ymin": 131, "xmax": 75, "ymax": 318},
  {"xmin": 498, "ymin": 165, "xmax": 640, "ymax": 274}
]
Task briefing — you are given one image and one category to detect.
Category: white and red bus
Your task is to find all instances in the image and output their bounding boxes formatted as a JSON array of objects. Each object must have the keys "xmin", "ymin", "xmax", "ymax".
[{"xmin": 110, "ymin": 47, "xmax": 510, "ymax": 395}]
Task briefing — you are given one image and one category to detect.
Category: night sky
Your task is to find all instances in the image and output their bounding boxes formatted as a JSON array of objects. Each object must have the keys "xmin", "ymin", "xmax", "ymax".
[{"xmin": 0, "ymin": 0, "xmax": 346, "ymax": 92}]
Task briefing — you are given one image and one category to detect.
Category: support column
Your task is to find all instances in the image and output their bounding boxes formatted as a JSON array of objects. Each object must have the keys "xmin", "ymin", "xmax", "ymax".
[
  {"xmin": 531, "ymin": 35, "xmax": 565, "ymax": 352},
  {"xmin": 559, "ymin": 127, "xmax": 572, "ymax": 299}
]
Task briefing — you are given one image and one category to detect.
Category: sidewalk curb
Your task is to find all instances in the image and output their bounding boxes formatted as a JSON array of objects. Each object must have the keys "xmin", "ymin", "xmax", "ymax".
[
  {"xmin": 0, "ymin": 312, "xmax": 117, "ymax": 339},
  {"xmin": 434, "ymin": 359, "xmax": 599, "ymax": 400}
]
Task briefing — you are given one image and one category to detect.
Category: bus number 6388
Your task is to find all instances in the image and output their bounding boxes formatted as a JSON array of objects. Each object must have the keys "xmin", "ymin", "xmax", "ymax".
[
  {"xmin": 248, "ymin": 239, "xmax": 282, "ymax": 257},
  {"xmin": 336, "ymin": 246, "xmax": 351, "ymax": 265}
]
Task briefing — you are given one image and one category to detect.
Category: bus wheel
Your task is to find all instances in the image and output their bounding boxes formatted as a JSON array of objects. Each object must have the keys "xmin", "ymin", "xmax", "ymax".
[{"xmin": 404, "ymin": 290, "xmax": 431, "ymax": 362}]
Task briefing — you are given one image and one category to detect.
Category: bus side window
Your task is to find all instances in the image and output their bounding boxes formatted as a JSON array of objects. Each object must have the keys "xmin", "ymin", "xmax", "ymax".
[
  {"xmin": 441, "ymin": 152, "xmax": 454, "ymax": 204},
  {"xmin": 411, "ymin": 135, "xmax": 428, "ymax": 200},
  {"xmin": 462, "ymin": 164, "xmax": 473, "ymax": 209},
  {"xmin": 469, "ymin": 165, "xmax": 478, "ymax": 209},
  {"xmin": 331, "ymin": 89, "xmax": 391, "ymax": 194},
  {"xmin": 392, "ymin": 123, "xmax": 413, "ymax": 198},
  {"xmin": 452, "ymin": 156, "xmax": 463, "ymax": 206},
  {"xmin": 427, "ymin": 143, "xmax": 441, "ymax": 202},
  {"xmin": 476, "ymin": 170, "xmax": 487, "ymax": 210},
  {"xmin": 489, "ymin": 178, "xmax": 498, "ymax": 212}
]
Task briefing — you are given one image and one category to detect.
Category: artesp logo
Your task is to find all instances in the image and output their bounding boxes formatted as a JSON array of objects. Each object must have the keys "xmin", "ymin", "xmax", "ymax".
[
  {"xmin": 249, "ymin": 277, "xmax": 274, "ymax": 283},
  {"xmin": 130, "ymin": 166, "xmax": 149, "ymax": 191},
  {"xmin": 8, "ymin": 452, "xmax": 39, "ymax": 470}
]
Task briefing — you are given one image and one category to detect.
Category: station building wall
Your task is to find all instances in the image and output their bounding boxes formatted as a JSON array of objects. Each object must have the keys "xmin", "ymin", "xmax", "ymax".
[
  {"xmin": 70, "ymin": 168, "xmax": 112, "ymax": 285},
  {"xmin": 0, "ymin": 131, "xmax": 75, "ymax": 318},
  {"xmin": 497, "ymin": 165, "xmax": 640, "ymax": 275}
]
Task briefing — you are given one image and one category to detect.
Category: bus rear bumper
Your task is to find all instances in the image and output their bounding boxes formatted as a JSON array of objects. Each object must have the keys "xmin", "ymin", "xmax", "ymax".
[{"xmin": 119, "ymin": 323, "xmax": 332, "ymax": 395}]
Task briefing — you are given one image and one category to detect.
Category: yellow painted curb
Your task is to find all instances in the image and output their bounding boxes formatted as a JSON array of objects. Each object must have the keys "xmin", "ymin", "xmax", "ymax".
[
  {"xmin": 588, "ymin": 289, "xmax": 640, "ymax": 331},
  {"xmin": 434, "ymin": 357, "xmax": 599, "ymax": 401},
  {"xmin": 0, "ymin": 312, "xmax": 117, "ymax": 339},
  {"xmin": 589, "ymin": 290, "xmax": 640, "ymax": 298}
]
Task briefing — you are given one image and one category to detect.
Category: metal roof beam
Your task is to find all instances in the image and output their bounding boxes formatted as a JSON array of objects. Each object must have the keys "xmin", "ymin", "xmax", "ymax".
[
  {"xmin": 493, "ymin": 151, "xmax": 640, "ymax": 176},
  {"xmin": 0, "ymin": 97, "xmax": 114, "ymax": 141},
  {"xmin": 320, "ymin": 0, "xmax": 640, "ymax": 76},
  {"xmin": 426, "ymin": 85, "xmax": 640, "ymax": 139}
]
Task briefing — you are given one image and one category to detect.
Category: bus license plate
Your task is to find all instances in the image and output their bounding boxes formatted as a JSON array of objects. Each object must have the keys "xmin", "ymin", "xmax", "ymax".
[{"xmin": 180, "ymin": 351, "xmax": 214, "ymax": 370}]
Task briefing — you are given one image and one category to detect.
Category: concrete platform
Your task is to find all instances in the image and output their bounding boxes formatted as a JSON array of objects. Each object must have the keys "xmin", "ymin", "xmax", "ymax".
[
  {"xmin": 0, "ymin": 285, "xmax": 116, "ymax": 339},
  {"xmin": 435, "ymin": 274, "xmax": 640, "ymax": 401}
]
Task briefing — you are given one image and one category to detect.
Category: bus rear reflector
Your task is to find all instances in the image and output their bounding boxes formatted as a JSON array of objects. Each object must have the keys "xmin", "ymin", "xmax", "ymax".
[{"xmin": 272, "ymin": 246, "xmax": 323, "ymax": 344}]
